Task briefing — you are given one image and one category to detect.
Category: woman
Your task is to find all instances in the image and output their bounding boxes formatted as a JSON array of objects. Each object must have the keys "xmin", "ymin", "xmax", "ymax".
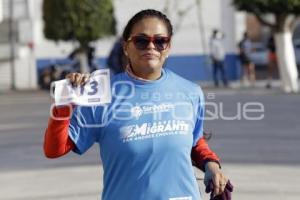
[
  {"xmin": 44, "ymin": 9, "xmax": 229, "ymax": 200},
  {"xmin": 266, "ymin": 35, "xmax": 277, "ymax": 89},
  {"xmin": 238, "ymin": 32, "xmax": 256, "ymax": 87}
]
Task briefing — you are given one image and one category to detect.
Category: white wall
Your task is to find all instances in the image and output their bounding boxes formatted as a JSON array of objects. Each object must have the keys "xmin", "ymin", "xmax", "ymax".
[
  {"xmin": 0, "ymin": 61, "xmax": 11, "ymax": 90},
  {"xmin": 221, "ymin": 0, "xmax": 236, "ymax": 53},
  {"xmin": 0, "ymin": 0, "xmax": 37, "ymax": 90}
]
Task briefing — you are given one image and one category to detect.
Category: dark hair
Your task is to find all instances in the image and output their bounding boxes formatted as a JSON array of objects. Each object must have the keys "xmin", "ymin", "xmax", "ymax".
[{"xmin": 122, "ymin": 9, "xmax": 173, "ymax": 41}]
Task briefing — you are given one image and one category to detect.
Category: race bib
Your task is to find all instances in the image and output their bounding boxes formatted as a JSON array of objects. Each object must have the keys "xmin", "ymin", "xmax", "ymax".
[{"xmin": 53, "ymin": 69, "xmax": 111, "ymax": 106}]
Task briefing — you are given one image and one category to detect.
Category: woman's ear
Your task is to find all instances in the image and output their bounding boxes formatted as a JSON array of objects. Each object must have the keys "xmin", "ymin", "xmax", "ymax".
[
  {"xmin": 123, "ymin": 41, "xmax": 128, "ymax": 56},
  {"xmin": 164, "ymin": 43, "xmax": 171, "ymax": 56}
]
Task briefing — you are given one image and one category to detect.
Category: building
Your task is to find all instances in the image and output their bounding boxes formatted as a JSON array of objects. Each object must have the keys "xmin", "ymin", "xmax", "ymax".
[{"xmin": 0, "ymin": 0, "xmax": 246, "ymax": 90}]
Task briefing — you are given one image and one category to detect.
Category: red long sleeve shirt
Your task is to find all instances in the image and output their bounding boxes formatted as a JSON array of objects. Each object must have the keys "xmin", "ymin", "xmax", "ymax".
[{"xmin": 44, "ymin": 106, "xmax": 220, "ymax": 170}]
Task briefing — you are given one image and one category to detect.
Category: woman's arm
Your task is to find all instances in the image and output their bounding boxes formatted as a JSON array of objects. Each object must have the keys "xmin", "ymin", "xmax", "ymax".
[
  {"xmin": 191, "ymin": 137, "xmax": 220, "ymax": 171},
  {"xmin": 191, "ymin": 137, "xmax": 230, "ymax": 197},
  {"xmin": 44, "ymin": 73, "xmax": 90, "ymax": 158},
  {"xmin": 43, "ymin": 106, "xmax": 75, "ymax": 158}
]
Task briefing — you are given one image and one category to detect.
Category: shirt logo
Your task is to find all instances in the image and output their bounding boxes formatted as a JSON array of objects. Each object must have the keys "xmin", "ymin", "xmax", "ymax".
[
  {"xmin": 131, "ymin": 103, "xmax": 175, "ymax": 119},
  {"xmin": 131, "ymin": 106, "xmax": 143, "ymax": 118},
  {"xmin": 120, "ymin": 120, "xmax": 191, "ymax": 143}
]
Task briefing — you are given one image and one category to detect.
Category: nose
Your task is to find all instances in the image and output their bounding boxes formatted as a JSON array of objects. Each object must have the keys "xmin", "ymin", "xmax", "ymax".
[{"xmin": 146, "ymin": 40, "xmax": 156, "ymax": 49}]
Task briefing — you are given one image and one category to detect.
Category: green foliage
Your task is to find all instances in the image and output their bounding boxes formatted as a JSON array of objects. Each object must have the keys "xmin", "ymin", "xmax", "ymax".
[
  {"xmin": 43, "ymin": 0, "xmax": 116, "ymax": 46},
  {"xmin": 232, "ymin": 0, "xmax": 300, "ymax": 15}
]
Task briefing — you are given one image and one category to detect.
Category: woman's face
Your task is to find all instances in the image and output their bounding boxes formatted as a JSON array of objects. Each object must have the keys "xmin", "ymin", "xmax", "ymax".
[{"xmin": 124, "ymin": 17, "xmax": 171, "ymax": 73}]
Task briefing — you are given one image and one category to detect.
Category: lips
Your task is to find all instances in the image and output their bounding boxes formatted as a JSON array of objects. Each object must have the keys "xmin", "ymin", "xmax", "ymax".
[{"xmin": 141, "ymin": 53, "xmax": 158, "ymax": 59}]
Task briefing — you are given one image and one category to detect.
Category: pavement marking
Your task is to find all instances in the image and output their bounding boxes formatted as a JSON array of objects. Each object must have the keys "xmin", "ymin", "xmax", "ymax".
[
  {"xmin": 0, "ymin": 165, "xmax": 102, "ymax": 200},
  {"xmin": 0, "ymin": 122, "xmax": 42, "ymax": 131},
  {"xmin": 0, "ymin": 97, "xmax": 51, "ymax": 105}
]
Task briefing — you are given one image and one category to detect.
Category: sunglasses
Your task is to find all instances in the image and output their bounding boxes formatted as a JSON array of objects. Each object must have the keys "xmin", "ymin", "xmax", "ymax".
[{"xmin": 127, "ymin": 35, "xmax": 171, "ymax": 51}]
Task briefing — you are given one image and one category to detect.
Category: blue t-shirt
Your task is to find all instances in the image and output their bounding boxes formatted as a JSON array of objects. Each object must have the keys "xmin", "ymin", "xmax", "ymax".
[{"xmin": 69, "ymin": 68, "xmax": 205, "ymax": 200}]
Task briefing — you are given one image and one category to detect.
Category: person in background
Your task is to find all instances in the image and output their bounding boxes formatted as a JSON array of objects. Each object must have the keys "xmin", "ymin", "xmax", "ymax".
[
  {"xmin": 266, "ymin": 35, "xmax": 277, "ymax": 88},
  {"xmin": 106, "ymin": 37, "xmax": 127, "ymax": 74},
  {"xmin": 44, "ymin": 9, "xmax": 232, "ymax": 200},
  {"xmin": 238, "ymin": 32, "xmax": 256, "ymax": 87},
  {"xmin": 210, "ymin": 29, "xmax": 228, "ymax": 87}
]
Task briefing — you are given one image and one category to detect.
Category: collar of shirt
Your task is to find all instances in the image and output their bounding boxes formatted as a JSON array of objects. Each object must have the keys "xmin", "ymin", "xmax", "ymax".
[{"xmin": 125, "ymin": 64, "xmax": 162, "ymax": 82}]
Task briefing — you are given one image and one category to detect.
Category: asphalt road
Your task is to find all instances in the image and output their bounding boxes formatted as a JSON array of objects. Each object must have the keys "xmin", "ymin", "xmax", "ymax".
[{"xmin": 0, "ymin": 88, "xmax": 300, "ymax": 199}]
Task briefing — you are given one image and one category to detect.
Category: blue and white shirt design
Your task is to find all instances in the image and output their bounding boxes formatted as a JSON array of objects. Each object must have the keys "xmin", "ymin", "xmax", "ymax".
[{"xmin": 69, "ymin": 68, "xmax": 205, "ymax": 200}]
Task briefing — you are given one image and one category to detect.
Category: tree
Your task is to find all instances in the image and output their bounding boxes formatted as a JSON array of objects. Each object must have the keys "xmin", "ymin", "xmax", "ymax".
[
  {"xmin": 163, "ymin": 0, "xmax": 209, "ymax": 64},
  {"xmin": 232, "ymin": 0, "xmax": 300, "ymax": 93},
  {"xmin": 43, "ymin": 0, "xmax": 116, "ymax": 73}
]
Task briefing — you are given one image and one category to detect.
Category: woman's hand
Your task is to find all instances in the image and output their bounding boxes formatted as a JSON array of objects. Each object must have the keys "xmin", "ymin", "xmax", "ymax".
[
  {"xmin": 204, "ymin": 161, "xmax": 228, "ymax": 197},
  {"xmin": 66, "ymin": 73, "xmax": 90, "ymax": 86}
]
